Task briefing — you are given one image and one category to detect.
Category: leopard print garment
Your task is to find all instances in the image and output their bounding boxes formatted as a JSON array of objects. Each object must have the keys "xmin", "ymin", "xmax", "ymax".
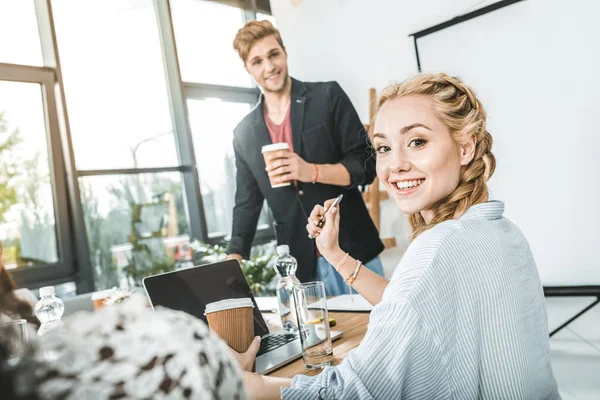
[{"xmin": 33, "ymin": 295, "xmax": 246, "ymax": 399}]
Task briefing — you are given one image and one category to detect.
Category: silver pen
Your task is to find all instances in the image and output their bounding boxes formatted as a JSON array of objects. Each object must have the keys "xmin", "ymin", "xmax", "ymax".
[{"xmin": 309, "ymin": 194, "xmax": 344, "ymax": 238}]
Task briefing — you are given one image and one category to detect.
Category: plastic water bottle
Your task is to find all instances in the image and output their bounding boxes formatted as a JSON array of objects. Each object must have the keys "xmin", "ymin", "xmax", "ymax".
[
  {"xmin": 34, "ymin": 286, "xmax": 65, "ymax": 337},
  {"xmin": 274, "ymin": 245, "xmax": 301, "ymax": 333}
]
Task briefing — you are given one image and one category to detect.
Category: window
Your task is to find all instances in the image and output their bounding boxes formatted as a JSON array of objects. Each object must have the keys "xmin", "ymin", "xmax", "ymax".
[
  {"xmin": 170, "ymin": 0, "xmax": 252, "ymax": 87},
  {"xmin": 52, "ymin": 0, "xmax": 179, "ymax": 170},
  {"xmin": 172, "ymin": 2, "xmax": 274, "ymax": 243},
  {"xmin": 188, "ymin": 98, "xmax": 271, "ymax": 237},
  {"xmin": 0, "ymin": 1, "xmax": 43, "ymax": 66},
  {"xmin": 0, "ymin": 2, "xmax": 75, "ymax": 289},
  {"xmin": 80, "ymin": 172, "xmax": 190, "ymax": 290},
  {"xmin": 1, "ymin": 0, "xmax": 274, "ymax": 293},
  {"xmin": 49, "ymin": 0, "xmax": 198, "ymax": 291},
  {"xmin": 0, "ymin": 81, "xmax": 58, "ymax": 269}
]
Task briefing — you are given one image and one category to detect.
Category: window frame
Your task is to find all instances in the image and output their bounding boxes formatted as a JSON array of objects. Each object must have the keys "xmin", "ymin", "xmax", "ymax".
[
  {"xmin": 1, "ymin": 0, "xmax": 276, "ymax": 293},
  {"xmin": 162, "ymin": 1, "xmax": 275, "ymax": 245},
  {"xmin": 0, "ymin": 63, "xmax": 75, "ymax": 287}
]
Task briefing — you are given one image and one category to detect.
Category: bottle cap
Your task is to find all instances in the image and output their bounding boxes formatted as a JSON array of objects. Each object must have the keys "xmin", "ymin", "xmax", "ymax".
[
  {"xmin": 39, "ymin": 286, "xmax": 55, "ymax": 297},
  {"xmin": 277, "ymin": 245, "xmax": 290, "ymax": 256}
]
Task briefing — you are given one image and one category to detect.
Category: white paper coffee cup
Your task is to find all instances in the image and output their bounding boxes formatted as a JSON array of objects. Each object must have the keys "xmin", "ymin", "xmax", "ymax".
[
  {"xmin": 204, "ymin": 298, "xmax": 255, "ymax": 353},
  {"xmin": 262, "ymin": 143, "xmax": 291, "ymax": 188}
]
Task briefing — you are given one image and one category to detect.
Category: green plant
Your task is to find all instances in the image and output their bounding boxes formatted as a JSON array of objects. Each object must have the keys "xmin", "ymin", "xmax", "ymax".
[
  {"xmin": 189, "ymin": 240, "xmax": 228, "ymax": 264},
  {"xmin": 190, "ymin": 239, "xmax": 278, "ymax": 296},
  {"xmin": 0, "ymin": 111, "xmax": 22, "ymax": 223},
  {"xmin": 1, "ymin": 112, "xmax": 57, "ymax": 267},
  {"xmin": 123, "ymin": 252, "xmax": 177, "ymax": 287}
]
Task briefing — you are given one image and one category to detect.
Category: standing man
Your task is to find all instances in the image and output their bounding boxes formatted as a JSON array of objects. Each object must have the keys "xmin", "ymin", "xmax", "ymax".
[{"xmin": 226, "ymin": 20, "xmax": 384, "ymax": 295}]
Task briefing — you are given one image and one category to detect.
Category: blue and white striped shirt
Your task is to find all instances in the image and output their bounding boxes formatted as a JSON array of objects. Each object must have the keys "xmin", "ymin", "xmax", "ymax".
[{"xmin": 281, "ymin": 201, "xmax": 560, "ymax": 399}]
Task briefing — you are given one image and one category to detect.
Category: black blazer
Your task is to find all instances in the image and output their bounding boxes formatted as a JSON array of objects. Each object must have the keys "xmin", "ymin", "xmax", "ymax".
[{"xmin": 227, "ymin": 78, "xmax": 384, "ymax": 283}]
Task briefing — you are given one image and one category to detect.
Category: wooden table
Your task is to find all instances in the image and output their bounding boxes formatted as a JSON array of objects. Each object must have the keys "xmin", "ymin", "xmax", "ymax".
[{"xmin": 264, "ymin": 311, "xmax": 370, "ymax": 378}]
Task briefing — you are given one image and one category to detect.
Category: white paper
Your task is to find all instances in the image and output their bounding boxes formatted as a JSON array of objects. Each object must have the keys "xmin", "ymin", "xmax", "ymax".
[
  {"xmin": 326, "ymin": 294, "xmax": 373, "ymax": 312},
  {"xmin": 255, "ymin": 296, "xmax": 279, "ymax": 313},
  {"xmin": 256, "ymin": 294, "xmax": 374, "ymax": 313}
]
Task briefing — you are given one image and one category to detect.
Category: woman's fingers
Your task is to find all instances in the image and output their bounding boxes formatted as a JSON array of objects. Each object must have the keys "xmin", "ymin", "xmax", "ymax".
[
  {"xmin": 308, "ymin": 204, "xmax": 325, "ymax": 235},
  {"xmin": 307, "ymin": 198, "xmax": 340, "ymax": 240},
  {"xmin": 306, "ymin": 221, "xmax": 321, "ymax": 238},
  {"xmin": 309, "ymin": 204, "xmax": 325, "ymax": 219}
]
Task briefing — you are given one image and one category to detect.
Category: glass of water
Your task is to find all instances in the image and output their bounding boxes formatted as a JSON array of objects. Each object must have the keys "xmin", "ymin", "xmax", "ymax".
[
  {"xmin": 293, "ymin": 281, "xmax": 334, "ymax": 369},
  {"xmin": 0, "ymin": 319, "xmax": 30, "ymax": 366}
]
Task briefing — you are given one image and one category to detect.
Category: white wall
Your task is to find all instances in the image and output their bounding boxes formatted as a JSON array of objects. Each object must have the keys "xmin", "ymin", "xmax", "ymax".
[
  {"xmin": 416, "ymin": 0, "xmax": 600, "ymax": 286},
  {"xmin": 271, "ymin": 0, "xmax": 489, "ymax": 273},
  {"xmin": 271, "ymin": 0, "xmax": 484, "ymax": 121}
]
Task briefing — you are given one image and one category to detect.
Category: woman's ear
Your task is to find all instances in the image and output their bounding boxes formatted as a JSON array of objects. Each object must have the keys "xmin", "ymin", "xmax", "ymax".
[{"xmin": 460, "ymin": 135, "xmax": 477, "ymax": 166}]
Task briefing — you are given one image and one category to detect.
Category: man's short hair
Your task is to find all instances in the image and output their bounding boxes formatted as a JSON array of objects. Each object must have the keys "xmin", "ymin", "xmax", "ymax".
[{"xmin": 233, "ymin": 20, "xmax": 285, "ymax": 64}]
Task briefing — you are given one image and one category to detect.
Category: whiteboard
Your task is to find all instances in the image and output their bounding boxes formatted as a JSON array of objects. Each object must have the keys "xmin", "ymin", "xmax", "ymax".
[{"xmin": 417, "ymin": 0, "xmax": 600, "ymax": 286}]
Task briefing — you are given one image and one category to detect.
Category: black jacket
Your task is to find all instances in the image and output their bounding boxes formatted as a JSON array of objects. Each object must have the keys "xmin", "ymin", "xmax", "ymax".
[{"xmin": 227, "ymin": 78, "xmax": 384, "ymax": 283}]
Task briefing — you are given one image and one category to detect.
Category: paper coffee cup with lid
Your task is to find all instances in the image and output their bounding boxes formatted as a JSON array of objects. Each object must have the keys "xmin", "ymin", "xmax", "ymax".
[
  {"xmin": 204, "ymin": 298, "xmax": 255, "ymax": 353},
  {"xmin": 262, "ymin": 143, "xmax": 291, "ymax": 188}
]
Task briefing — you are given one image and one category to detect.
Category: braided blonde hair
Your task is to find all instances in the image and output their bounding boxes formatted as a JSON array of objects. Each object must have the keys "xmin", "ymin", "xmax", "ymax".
[{"xmin": 370, "ymin": 73, "xmax": 496, "ymax": 239}]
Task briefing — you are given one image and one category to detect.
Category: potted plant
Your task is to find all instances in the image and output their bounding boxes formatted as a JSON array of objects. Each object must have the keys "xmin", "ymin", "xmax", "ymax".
[{"xmin": 189, "ymin": 239, "xmax": 277, "ymax": 296}]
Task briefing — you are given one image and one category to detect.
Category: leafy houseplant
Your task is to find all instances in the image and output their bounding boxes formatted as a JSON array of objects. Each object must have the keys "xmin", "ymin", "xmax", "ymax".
[
  {"xmin": 122, "ymin": 199, "xmax": 177, "ymax": 287},
  {"xmin": 120, "ymin": 220, "xmax": 278, "ymax": 295},
  {"xmin": 190, "ymin": 239, "xmax": 278, "ymax": 296}
]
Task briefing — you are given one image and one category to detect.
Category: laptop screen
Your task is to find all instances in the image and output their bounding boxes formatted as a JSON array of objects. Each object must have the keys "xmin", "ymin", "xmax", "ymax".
[{"xmin": 143, "ymin": 260, "xmax": 269, "ymax": 337}]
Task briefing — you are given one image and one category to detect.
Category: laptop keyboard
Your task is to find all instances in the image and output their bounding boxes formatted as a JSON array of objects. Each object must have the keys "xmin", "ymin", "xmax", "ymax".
[{"xmin": 258, "ymin": 332, "xmax": 298, "ymax": 355}]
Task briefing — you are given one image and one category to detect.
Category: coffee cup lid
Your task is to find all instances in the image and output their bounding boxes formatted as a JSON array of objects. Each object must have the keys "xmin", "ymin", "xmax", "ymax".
[
  {"xmin": 204, "ymin": 298, "xmax": 254, "ymax": 314},
  {"xmin": 261, "ymin": 142, "xmax": 289, "ymax": 153}
]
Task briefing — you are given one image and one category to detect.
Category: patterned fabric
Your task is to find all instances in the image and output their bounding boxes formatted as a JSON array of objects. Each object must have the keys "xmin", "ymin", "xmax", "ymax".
[
  {"xmin": 30, "ymin": 295, "xmax": 246, "ymax": 400},
  {"xmin": 282, "ymin": 201, "xmax": 561, "ymax": 400}
]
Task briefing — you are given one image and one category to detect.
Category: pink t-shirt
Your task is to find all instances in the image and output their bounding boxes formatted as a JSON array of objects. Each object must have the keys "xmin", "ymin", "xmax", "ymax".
[
  {"xmin": 264, "ymin": 105, "xmax": 321, "ymax": 257},
  {"xmin": 264, "ymin": 105, "xmax": 293, "ymax": 152}
]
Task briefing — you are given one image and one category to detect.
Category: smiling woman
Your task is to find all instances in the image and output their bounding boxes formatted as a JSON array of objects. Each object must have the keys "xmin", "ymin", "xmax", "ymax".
[
  {"xmin": 370, "ymin": 75, "xmax": 495, "ymax": 238},
  {"xmin": 236, "ymin": 73, "xmax": 559, "ymax": 400}
]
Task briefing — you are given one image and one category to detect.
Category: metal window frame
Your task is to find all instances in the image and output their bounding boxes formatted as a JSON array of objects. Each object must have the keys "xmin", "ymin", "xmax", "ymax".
[
  {"xmin": 0, "ymin": 61, "xmax": 75, "ymax": 288},
  {"xmin": 162, "ymin": 0, "xmax": 274, "ymax": 245},
  {"xmin": 2, "ymin": 0, "xmax": 275, "ymax": 294},
  {"xmin": 182, "ymin": 82, "xmax": 277, "ymax": 245},
  {"xmin": 155, "ymin": 0, "xmax": 208, "ymax": 246}
]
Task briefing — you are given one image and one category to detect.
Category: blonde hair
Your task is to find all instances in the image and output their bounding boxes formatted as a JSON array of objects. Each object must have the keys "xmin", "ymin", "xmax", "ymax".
[
  {"xmin": 233, "ymin": 20, "xmax": 285, "ymax": 64},
  {"xmin": 370, "ymin": 73, "xmax": 496, "ymax": 239}
]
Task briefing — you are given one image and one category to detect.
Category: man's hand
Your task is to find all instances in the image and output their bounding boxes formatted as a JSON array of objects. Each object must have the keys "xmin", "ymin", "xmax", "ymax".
[
  {"xmin": 230, "ymin": 336, "xmax": 261, "ymax": 372},
  {"xmin": 226, "ymin": 253, "xmax": 243, "ymax": 263},
  {"xmin": 265, "ymin": 151, "xmax": 316, "ymax": 184}
]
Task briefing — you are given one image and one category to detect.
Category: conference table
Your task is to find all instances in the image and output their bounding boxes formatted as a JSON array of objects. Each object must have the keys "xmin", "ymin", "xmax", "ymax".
[{"xmin": 263, "ymin": 311, "xmax": 370, "ymax": 378}]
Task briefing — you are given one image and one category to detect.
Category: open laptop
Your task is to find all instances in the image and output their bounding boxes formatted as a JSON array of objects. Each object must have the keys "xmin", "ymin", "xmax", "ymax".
[{"xmin": 142, "ymin": 260, "xmax": 343, "ymax": 374}]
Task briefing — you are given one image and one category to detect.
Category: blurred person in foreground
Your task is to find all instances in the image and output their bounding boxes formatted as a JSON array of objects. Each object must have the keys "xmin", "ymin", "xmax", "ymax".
[{"xmin": 0, "ymin": 294, "xmax": 246, "ymax": 399}]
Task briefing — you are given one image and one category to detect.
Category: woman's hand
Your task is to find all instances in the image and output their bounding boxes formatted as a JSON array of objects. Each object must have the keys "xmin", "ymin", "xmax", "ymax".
[
  {"xmin": 230, "ymin": 337, "xmax": 293, "ymax": 400},
  {"xmin": 306, "ymin": 198, "xmax": 342, "ymax": 258},
  {"xmin": 242, "ymin": 372, "xmax": 292, "ymax": 400},
  {"xmin": 229, "ymin": 336, "xmax": 261, "ymax": 372}
]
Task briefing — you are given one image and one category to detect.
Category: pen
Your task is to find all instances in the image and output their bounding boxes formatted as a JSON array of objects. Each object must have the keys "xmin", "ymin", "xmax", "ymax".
[
  {"xmin": 309, "ymin": 194, "xmax": 344, "ymax": 239},
  {"xmin": 317, "ymin": 194, "xmax": 344, "ymax": 228}
]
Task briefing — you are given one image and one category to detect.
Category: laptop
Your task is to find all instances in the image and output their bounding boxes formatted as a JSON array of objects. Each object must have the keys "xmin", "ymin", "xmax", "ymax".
[{"xmin": 142, "ymin": 260, "xmax": 343, "ymax": 374}]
